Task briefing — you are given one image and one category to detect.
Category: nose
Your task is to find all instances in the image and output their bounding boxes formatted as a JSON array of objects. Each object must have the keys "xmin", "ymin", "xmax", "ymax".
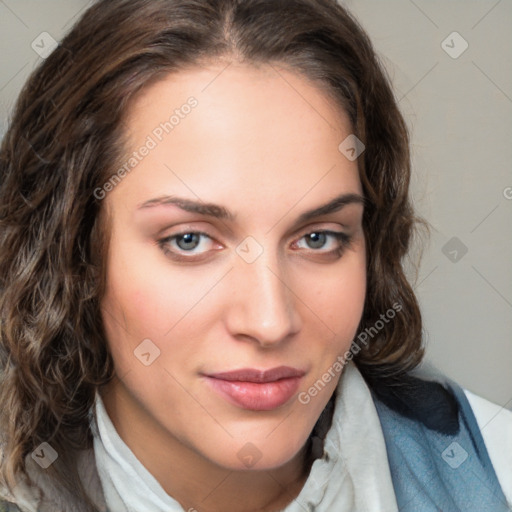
[{"xmin": 225, "ymin": 251, "xmax": 302, "ymax": 347}]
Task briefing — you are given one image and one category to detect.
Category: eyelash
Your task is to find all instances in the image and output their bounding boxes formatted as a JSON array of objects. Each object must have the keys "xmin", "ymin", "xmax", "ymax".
[{"xmin": 157, "ymin": 229, "xmax": 353, "ymax": 262}]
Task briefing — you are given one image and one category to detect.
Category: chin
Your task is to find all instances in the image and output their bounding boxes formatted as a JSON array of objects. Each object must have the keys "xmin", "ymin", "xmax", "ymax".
[{"xmin": 202, "ymin": 428, "xmax": 310, "ymax": 472}]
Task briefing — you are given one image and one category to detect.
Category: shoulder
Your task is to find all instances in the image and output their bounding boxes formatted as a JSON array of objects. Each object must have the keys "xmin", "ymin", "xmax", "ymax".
[
  {"xmin": 366, "ymin": 366, "xmax": 512, "ymax": 509},
  {"xmin": 464, "ymin": 389, "xmax": 512, "ymax": 507},
  {"xmin": 0, "ymin": 500, "xmax": 24, "ymax": 512},
  {"xmin": 0, "ymin": 470, "xmax": 38, "ymax": 512},
  {"xmin": 366, "ymin": 366, "xmax": 512, "ymax": 511},
  {"xmin": 0, "ymin": 479, "xmax": 39, "ymax": 512},
  {"xmin": 0, "ymin": 446, "xmax": 105, "ymax": 512},
  {"xmin": 366, "ymin": 368, "xmax": 460, "ymax": 435}
]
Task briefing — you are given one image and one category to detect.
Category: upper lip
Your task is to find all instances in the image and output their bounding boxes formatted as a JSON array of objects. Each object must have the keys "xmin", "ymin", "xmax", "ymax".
[{"xmin": 206, "ymin": 366, "xmax": 305, "ymax": 383}]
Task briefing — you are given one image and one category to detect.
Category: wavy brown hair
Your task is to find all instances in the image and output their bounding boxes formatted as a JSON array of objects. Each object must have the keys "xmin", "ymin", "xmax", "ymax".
[{"xmin": 0, "ymin": 0, "xmax": 425, "ymax": 508}]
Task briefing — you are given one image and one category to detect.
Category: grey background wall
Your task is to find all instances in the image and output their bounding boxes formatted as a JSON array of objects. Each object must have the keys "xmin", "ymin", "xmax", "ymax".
[{"xmin": 1, "ymin": 1, "xmax": 511, "ymax": 409}]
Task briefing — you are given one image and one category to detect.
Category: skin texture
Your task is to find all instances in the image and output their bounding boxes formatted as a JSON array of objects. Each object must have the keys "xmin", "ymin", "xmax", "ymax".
[{"xmin": 100, "ymin": 60, "xmax": 366, "ymax": 512}]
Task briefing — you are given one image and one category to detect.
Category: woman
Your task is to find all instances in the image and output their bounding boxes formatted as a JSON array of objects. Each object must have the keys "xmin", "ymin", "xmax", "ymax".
[{"xmin": 0, "ymin": 0, "xmax": 510, "ymax": 511}]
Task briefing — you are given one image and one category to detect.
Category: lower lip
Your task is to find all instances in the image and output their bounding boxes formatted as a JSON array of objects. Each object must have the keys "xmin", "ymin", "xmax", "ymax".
[{"xmin": 205, "ymin": 376, "xmax": 302, "ymax": 411}]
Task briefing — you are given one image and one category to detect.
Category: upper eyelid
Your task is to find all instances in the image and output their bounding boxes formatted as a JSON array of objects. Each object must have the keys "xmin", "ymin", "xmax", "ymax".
[
  {"xmin": 162, "ymin": 228, "xmax": 348, "ymax": 249},
  {"xmin": 164, "ymin": 222, "xmax": 350, "ymax": 240}
]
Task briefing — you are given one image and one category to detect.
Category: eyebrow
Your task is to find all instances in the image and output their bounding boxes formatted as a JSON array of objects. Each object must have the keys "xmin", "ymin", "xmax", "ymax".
[{"xmin": 137, "ymin": 192, "xmax": 365, "ymax": 224}]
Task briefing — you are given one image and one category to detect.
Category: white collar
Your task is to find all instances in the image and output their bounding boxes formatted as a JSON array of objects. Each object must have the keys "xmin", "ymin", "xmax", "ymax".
[{"xmin": 92, "ymin": 361, "xmax": 398, "ymax": 511}]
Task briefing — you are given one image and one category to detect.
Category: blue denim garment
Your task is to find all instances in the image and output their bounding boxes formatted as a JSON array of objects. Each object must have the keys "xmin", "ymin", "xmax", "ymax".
[{"xmin": 372, "ymin": 377, "xmax": 509, "ymax": 512}]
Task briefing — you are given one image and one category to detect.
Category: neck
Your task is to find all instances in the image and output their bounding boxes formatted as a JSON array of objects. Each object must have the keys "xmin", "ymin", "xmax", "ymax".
[{"xmin": 100, "ymin": 379, "xmax": 313, "ymax": 512}]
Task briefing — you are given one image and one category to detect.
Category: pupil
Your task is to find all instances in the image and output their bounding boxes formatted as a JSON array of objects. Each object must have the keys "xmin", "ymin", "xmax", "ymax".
[
  {"xmin": 177, "ymin": 233, "xmax": 199, "ymax": 250},
  {"xmin": 308, "ymin": 232, "xmax": 326, "ymax": 249}
]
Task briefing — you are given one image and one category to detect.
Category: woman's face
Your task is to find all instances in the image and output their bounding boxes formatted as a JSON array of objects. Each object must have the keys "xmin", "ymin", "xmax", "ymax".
[{"xmin": 100, "ymin": 62, "xmax": 366, "ymax": 472}]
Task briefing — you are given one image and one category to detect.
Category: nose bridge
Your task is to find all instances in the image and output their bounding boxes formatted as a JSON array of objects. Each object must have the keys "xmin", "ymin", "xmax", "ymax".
[{"xmin": 228, "ymin": 240, "xmax": 300, "ymax": 345}]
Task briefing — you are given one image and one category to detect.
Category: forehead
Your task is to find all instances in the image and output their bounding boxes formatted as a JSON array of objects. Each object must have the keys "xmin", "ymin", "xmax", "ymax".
[
  {"xmin": 110, "ymin": 62, "xmax": 362, "ymax": 216},
  {"xmin": 123, "ymin": 61, "xmax": 354, "ymax": 152}
]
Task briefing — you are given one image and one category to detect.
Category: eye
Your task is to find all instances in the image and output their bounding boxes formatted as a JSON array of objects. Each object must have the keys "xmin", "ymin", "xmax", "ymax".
[
  {"xmin": 293, "ymin": 230, "xmax": 352, "ymax": 256},
  {"xmin": 157, "ymin": 229, "xmax": 353, "ymax": 262},
  {"xmin": 157, "ymin": 231, "xmax": 218, "ymax": 261}
]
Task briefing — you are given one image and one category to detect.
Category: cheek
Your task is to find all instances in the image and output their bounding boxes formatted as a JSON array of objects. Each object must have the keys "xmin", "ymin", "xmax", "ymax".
[
  {"xmin": 295, "ymin": 258, "xmax": 366, "ymax": 415},
  {"xmin": 333, "ymin": 272, "xmax": 366, "ymax": 339},
  {"xmin": 101, "ymin": 237, "xmax": 194, "ymax": 340},
  {"xmin": 99, "ymin": 239, "xmax": 178, "ymax": 366},
  {"xmin": 100, "ymin": 236, "xmax": 222, "ymax": 378},
  {"xmin": 314, "ymin": 255, "xmax": 366, "ymax": 346}
]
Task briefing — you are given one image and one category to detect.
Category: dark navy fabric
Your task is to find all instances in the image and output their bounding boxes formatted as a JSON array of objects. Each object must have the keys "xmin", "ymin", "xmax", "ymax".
[{"xmin": 372, "ymin": 377, "xmax": 510, "ymax": 511}]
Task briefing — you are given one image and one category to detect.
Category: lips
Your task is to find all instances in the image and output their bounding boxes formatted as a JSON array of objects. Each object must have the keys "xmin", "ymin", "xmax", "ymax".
[{"xmin": 204, "ymin": 366, "xmax": 305, "ymax": 411}]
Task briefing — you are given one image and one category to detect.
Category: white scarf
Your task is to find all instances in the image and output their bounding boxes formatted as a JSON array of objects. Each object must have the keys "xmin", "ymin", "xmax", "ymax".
[{"xmin": 92, "ymin": 361, "xmax": 399, "ymax": 512}]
